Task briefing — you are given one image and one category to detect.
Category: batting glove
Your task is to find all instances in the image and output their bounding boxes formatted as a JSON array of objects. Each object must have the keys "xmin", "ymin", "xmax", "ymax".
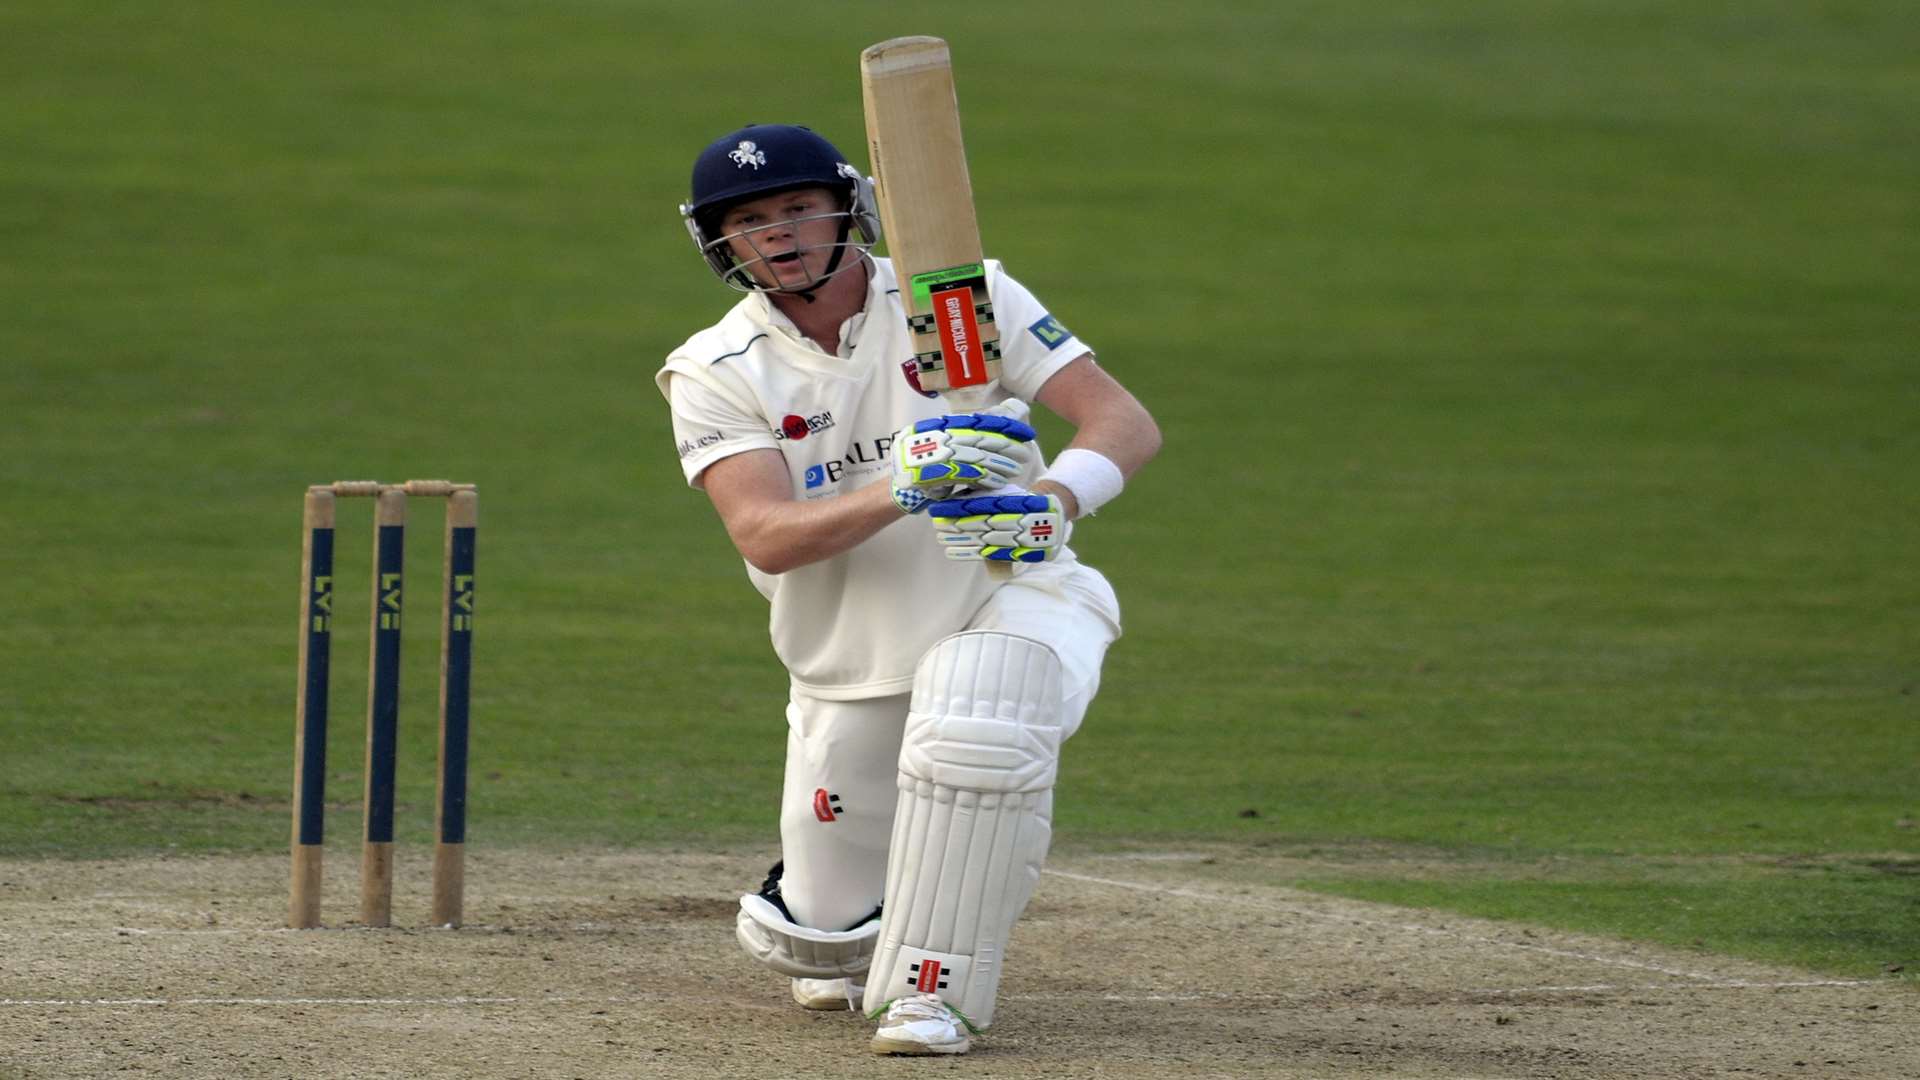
[
  {"xmin": 889, "ymin": 412, "xmax": 1037, "ymax": 514},
  {"xmin": 928, "ymin": 491, "xmax": 1067, "ymax": 563}
]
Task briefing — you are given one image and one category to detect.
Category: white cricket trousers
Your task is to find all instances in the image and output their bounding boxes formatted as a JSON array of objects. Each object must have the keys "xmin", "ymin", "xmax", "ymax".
[{"xmin": 777, "ymin": 563, "xmax": 1121, "ymax": 934}]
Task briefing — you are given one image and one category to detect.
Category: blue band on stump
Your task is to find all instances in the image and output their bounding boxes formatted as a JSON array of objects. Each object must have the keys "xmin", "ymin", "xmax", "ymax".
[
  {"xmin": 439, "ymin": 524, "xmax": 476, "ymax": 844},
  {"xmin": 297, "ymin": 526, "xmax": 334, "ymax": 846},
  {"xmin": 366, "ymin": 521, "xmax": 405, "ymax": 845}
]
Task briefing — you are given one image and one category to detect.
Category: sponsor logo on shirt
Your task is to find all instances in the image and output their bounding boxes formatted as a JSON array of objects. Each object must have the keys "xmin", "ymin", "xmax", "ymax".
[
  {"xmin": 813, "ymin": 788, "xmax": 843, "ymax": 823},
  {"xmin": 1028, "ymin": 313, "xmax": 1070, "ymax": 350},
  {"xmin": 800, "ymin": 432, "xmax": 897, "ymax": 495},
  {"xmin": 677, "ymin": 431, "xmax": 726, "ymax": 459},
  {"xmin": 774, "ymin": 410, "xmax": 836, "ymax": 440}
]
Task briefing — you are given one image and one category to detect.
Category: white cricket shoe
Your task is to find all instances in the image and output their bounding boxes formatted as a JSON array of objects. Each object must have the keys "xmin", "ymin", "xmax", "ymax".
[
  {"xmin": 790, "ymin": 977, "xmax": 863, "ymax": 1011},
  {"xmin": 869, "ymin": 993, "xmax": 974, "ymax": 1055}
]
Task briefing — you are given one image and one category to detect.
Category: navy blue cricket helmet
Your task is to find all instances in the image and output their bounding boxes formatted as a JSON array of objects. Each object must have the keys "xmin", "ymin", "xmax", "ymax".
[{"xmin": 679, "ymin": 124, "xmax": 881, "ymax": 293}]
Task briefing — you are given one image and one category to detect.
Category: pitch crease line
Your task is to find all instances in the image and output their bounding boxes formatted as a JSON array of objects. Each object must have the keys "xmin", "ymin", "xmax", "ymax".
[
  {"xmin": 0, "ymin": 923, "xmax": 642, "ymax": 940},
  {"xmin": 1460, "ymin": 980, "xmax": 1880, "ymax": 995},
  {"xmin": 1044, "ymin": 869, "xmax": 1727, "ymax": 984},
  {"xmin": 0, "ymin": 995, "xmax": 679, "ymax": 1008}
]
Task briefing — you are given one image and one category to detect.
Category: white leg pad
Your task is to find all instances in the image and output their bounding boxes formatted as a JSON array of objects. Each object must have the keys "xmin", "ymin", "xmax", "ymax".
[
  {"xmin": 862, "ymin": 631, "xmax": 1064, "ymax": 1029},
  {"xmin": 736, "ymin": 893, "xmax": 880, "ymax": 979}
]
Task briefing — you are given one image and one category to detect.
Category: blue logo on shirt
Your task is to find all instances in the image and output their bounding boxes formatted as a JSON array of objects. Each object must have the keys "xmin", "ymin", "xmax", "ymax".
[
  {"xmin": 804, "ymin": 464, "xmax": 827, "ymax": 489},
  {"xmin": 1027, "ymin": 314, "xmax": 1070, "ymax": 350}
]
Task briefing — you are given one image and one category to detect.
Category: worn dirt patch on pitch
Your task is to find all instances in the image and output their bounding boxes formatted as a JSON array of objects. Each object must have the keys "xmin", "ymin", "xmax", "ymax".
[{"xmin": 0, "ymin": 847, "xmax": 1913, "ymax": 1078}]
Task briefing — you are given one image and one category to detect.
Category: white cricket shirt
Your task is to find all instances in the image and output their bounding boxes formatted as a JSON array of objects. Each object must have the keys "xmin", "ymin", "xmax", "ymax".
[{"xmin": 656, "ymin": 258, "xmax": 1090, "ymax": 699}]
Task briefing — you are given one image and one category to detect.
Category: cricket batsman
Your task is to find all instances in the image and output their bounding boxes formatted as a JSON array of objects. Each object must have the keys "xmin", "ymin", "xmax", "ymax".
[{"xmin": 655, "ymin": 124, "xmax": 1161, "ymax": 1055}]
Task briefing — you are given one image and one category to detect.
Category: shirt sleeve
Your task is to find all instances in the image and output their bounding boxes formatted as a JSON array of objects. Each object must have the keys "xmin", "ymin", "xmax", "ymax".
[
  {"xmin": 663, "ymin": 370, "xmax": 778, "ymax": 489},
  {"xmin": 986, "ymin": 261, "xmax": 1092, "ymax": 401}
]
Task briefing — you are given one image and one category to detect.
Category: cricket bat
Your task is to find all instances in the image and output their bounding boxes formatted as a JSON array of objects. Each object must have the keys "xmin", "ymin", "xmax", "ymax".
[
  {"xmin": 861, "ymin": 36, "xmax": 1017, "ymax": 576},
  {"xmin": 860, "ymin": 36, "xmax": 1002, "ymax": 405}
]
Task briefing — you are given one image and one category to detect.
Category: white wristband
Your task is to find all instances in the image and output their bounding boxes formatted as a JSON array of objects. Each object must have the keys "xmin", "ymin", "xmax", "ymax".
[{"xmin": 1040, "ymin": 448, "xmax": 1125, "ymax": 518}]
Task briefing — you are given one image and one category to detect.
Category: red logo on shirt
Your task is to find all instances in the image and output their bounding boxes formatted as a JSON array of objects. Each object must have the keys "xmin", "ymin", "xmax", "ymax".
[
  {"xmin": 774, "ymin": 411, "xmax": 836, "ymax": 440},
  {"xmin": 901, "ymin": 359, "xmax": 938, "ymax": 398},
  {"xmin": 813, "ymin": 788, "xmax": 841, "ymax": 822}
]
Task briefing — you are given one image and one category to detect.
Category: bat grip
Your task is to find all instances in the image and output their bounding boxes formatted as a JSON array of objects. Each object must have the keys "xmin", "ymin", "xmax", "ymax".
[{"xmin": 944, "ymin": 386, "xmax": 1018, "ymax": 581}]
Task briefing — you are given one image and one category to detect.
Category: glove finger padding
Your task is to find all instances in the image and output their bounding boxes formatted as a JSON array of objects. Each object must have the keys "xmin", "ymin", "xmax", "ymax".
[
  {"xmin": 891, "ymin": 413, "xmax": 1039, "ymax": 514},
  {"xmin": 920, "ymin": 411, "xmax": 1037, "ymax": 444},
  {"xmin": 929, "ymin": 492, "xmax": 1068, "ymax": 564}
]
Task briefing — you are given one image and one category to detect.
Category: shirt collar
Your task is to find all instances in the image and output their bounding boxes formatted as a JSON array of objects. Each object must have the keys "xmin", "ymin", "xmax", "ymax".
[{"xmin": 745, "ymin": 260, "xmax": 889, "ymax": 359}]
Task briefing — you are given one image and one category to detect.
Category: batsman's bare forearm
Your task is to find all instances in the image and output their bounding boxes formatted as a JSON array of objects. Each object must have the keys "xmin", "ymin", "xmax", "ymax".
[
  {"xmin": 1033, "ymin": 354, "xmax": 1162, "ymax": 517},
  {"xmin": 702, "ymin": 449, "xmax": 904, "ymax": 575}
]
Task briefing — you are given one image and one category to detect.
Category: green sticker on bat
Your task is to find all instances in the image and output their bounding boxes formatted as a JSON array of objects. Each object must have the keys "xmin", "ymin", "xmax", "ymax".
[{"xmin": 910, "ymin": 263, "xmax": 987, "ymax": 305}]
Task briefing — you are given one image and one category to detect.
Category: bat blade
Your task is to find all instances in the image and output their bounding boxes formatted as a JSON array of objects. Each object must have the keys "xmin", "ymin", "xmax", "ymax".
[{"xmin": 860, "ymin": 36, "xmax": 1002, "ymax": 395}]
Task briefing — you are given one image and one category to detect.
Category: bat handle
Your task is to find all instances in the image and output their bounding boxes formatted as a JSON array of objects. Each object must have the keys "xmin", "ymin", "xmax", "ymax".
[{"xmin": 946, "ymin": 386, "xmax": 1018, "ymax": 580}]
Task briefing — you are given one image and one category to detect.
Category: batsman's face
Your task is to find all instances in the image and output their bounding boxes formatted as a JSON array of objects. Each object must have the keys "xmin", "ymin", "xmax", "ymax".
[{"xmin": 719, "ymin": 186, "xmax": 846, "ymax": 290}]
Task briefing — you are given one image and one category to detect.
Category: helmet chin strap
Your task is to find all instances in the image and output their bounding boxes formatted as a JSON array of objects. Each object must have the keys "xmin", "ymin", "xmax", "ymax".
[{"xmin": 785, "ymin": 216, "xmax": 855, "ymax": 304}]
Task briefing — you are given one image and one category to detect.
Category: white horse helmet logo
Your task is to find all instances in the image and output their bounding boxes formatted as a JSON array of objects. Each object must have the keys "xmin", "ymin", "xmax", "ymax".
[{"xmin": 729, "ymin": 141, "xmax": 767, "ymax": 169}]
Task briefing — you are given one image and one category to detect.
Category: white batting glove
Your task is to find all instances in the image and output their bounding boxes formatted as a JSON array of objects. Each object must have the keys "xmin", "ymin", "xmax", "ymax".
[
  {"xmin": 928, "ymin": 491, "xmax": 1068, "ymax": 563},
  {"xmin": 889, "ymin": 412, "xmax": 1038, "ymax": 514}
]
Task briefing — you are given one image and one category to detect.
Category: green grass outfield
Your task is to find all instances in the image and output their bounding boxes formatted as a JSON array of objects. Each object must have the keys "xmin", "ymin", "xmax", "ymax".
[{"xmin": 3, "ymin": 1, "xmax": 1915, "ymax": 980}]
